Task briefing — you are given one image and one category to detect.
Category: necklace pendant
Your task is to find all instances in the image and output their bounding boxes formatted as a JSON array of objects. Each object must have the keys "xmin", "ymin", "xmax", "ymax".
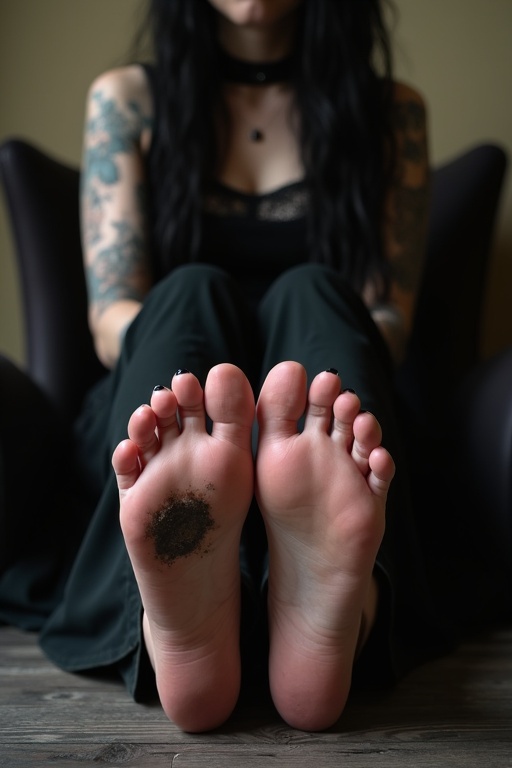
[{"xmin": 250, "ymin": 129, "xmax": 264, "ymax": 143}]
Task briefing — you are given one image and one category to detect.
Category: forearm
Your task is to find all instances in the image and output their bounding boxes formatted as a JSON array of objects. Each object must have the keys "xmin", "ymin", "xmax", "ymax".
[{"xmin": 90, "ymin": 299, "xmax": 142, "ymax": 369}]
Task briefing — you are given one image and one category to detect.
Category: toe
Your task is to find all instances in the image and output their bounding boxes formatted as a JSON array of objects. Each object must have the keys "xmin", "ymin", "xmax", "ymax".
[
  {"xmin": 112, "ymin": 439, "xmax": 141, "ymax": 493},
  {"xmin": 150, "ymin": 386, "xmax": 180, "ymax": 445},
  {"xmin": 303, "ymin": 370, "xmax": 341, "ymax": 432},
  {"xmin": 127, "ymin": 405, "xmax": 159, "ymax": 466},
  {"xmin": 331, "ymin": 389, "xmax": 362, "ymax": 449},
  {"xmin": 367, "ymin": 446, "xmax": 395, "ymax": 499},
  {"xmin": 171, "ymin": 370, "xmax": 207, "ymax": 433},
  {"xmin": 257, "ymin": 361, "xmax": 307, "ymax": 442},
  {"xmin": 206, "ymin": 364, "xmax": 255, "ymax": 448},
  {"xmin": 351, "ymin": 411, "xmax": 383, "ymax": 475}
]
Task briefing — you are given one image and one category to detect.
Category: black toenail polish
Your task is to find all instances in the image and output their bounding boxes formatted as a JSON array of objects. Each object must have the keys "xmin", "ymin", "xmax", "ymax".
[
  {"xmin": 343, "ymin": 388, "xmax": 356, "ymax": 394},
  {"xmin": 174, "ymin": 368, "xmax": 190, "ymax": 376},
  {"xmin": 326, "ymin": 368, "xmax": 339, "ymax": 375},
  {"xmin": 153, "ymin": 385, "xmax": 165, "ymax": 391}
]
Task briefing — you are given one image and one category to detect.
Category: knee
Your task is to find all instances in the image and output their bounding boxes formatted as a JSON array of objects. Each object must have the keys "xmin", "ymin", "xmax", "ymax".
[
  {"xmin": 276, "ymin": 263, "xmax": 331, "ymax": 286},
  {"xmin": 144, "ymin": 264, "xmax": 238, "ymax": 316},
  {"xmin": 156, "ymin": 264, "xmax": 232, "ymax": 295},
  {"xmin": 264, "ymin": 263, "xmax": 352, "ymax": 303}
]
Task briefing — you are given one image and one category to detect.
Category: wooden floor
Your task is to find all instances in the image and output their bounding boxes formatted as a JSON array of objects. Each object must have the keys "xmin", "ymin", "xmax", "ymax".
[{"xmin": 1, "ymin": 625, "xmax": 512, "ymax": 768}]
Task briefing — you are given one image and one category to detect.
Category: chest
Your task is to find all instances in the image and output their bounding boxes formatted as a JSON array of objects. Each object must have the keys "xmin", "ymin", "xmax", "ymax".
[{"xmin": 216, "ymin": 84, "xmax": 304, "ymax": 195}]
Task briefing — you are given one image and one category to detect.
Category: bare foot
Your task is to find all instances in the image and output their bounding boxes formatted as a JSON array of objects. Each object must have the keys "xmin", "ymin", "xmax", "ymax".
[
  {"xmin": 112, "ymin": 365, "xmax": 255, "ymax": 731},
  {"xmin": 255, "ymin": 362, "xmax": 395, "ymax": 731}
]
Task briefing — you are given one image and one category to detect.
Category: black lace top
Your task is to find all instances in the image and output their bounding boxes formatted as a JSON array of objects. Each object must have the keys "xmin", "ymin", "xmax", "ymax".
[{"xmin": 200, "ymin": 179, "xmax": 309, "ymax": 302}]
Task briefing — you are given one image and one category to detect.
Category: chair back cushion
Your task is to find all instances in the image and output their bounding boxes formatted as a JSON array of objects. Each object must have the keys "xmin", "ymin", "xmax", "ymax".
[{"xmin": 0, "ymin": 139, "xmax": 105, "ymax": 419}]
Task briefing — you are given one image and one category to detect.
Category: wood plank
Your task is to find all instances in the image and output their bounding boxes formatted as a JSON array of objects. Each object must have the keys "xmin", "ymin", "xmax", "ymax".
[
  {"xmin": 6, "ymin": 742, "xmax": 512, "ymax": 768},
  {"xmin": 4, "ymin": 742, "xmax": 512, "ymax": 768},
  {"xmin": 1, "ymin": 626, "xmax": 512, "ymax": 767},
  {"xmin": 172, "ymin": 745, "xmax": 512, "ymax": 768}
]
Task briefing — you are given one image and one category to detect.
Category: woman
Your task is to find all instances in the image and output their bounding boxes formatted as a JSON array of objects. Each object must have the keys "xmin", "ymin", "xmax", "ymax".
[{"xmin": 0, "ymin": 0, "xmax": 444, "ymax": 733}]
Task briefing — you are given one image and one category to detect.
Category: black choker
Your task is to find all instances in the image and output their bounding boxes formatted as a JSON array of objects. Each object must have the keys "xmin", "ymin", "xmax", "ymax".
[{"xmin": 218, "ymin": 48, "xmax": 295, "ymax": 86}]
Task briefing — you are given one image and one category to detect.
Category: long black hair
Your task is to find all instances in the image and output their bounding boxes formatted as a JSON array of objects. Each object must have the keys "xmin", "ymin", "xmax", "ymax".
[{"xmin": 141, "ymin": 0, "xmax": 395, "ymax": 293}]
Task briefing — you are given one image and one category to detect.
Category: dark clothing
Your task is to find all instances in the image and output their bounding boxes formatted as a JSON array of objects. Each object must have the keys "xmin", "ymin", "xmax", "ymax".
[{"xmin": 0, "ymin": 263, "xmax": 446, "ymax": 697}]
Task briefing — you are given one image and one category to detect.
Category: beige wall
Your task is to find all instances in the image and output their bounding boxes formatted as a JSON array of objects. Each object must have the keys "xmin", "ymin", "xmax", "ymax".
[
  {"xmin": 1, "ymin": 0, "xmax": 511, "ymax": 366},
  {"xmin": 0, "ymin": 0, "xmax": 146, "ymax": 365}
]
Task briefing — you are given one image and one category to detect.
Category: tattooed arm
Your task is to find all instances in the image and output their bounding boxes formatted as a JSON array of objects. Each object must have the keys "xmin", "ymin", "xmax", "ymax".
[
  {"xmin": 365, "ymin": 82, "xmax": 430, "ymax": 365},
  {"xmin": 81, "ymin": 66, "xmax": 154, "ymax": 368}
]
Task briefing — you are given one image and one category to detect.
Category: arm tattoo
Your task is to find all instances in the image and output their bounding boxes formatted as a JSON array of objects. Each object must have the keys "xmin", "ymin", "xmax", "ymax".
[
  {"xmin": 82, "ymin": 89, "xmax": 151, "ymax": 246},
  {"xmin": 387, "ymin": 98, "xmax": 430, "ymax": 295},
  {"xmin": 392, "ymin": 100, "xmax": 428, "ymax": 169},
  {"xmin": 83, "ymin": 91, "xmax": 151, "ymax": 190},
  {"xmin": 87, "ymin": 219, "xmax": 146, "ymax": 316},
  {"xmin": 392, "ymin": 102, "xmax": 426, "ymax": 147},
  {"xmin": 82, "ymin": 87, "xmax": 153, "ymax": 313},
  {"xmin": 389, "ymin": 185, "xmax": 429, "ymax": 292}
]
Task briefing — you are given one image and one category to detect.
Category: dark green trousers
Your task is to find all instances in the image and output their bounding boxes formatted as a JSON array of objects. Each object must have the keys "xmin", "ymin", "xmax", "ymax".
[{"xmin": 1, "ymin": 264, "xmax": 445, "ymax": 697}]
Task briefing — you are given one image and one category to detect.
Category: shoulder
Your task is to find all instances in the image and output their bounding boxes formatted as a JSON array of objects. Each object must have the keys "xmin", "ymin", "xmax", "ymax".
[
  {"xmin": 85, "ymin": 65, "xmax": 155, "ymax": 152},
  {"xmin": 391, "ymin": 80, "xmax": 427, "ymax": 108},
  {"xmin": 86, "ymin": 65, "xmax": 154, "ymax": 122}
]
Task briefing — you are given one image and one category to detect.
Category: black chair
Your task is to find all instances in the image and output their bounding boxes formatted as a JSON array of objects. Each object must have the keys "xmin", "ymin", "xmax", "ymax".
[
  {"xmin": 0, "ymin": 140, "xmax": 105, "ymax": 421},
  {"xmin": 398, "ymin": 142, "xmax": 509, "ymax": 418},
  {"xmin": 0, "ymin": 137, "xmax": 510, "ymax": 618}
]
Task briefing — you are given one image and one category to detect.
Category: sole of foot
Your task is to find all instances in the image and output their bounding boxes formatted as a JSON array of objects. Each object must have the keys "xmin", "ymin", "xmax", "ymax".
[
  {"xmin": 112, "ymin": 364, "xmax": 255, "ymax": 731},
  {"xmin": 255, "ymin": 361, "xmax": 395, "ymax": 731}
]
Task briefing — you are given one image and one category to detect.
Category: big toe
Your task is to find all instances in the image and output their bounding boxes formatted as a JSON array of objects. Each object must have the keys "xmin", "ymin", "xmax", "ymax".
[
  {"xmin": 256, "ymin": 361, "xmax": 307, "ymax": 441},
  {"xmin": 206, "ymin": 364, "xmax": 255, "ymax": 446}
]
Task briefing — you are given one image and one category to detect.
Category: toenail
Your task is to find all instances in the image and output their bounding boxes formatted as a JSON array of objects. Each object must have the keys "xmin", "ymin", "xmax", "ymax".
[
  {"xmin": 343, "ymin": 388, "xmax": 356, "ymax": 394},
  {"xmin": 174, "ymin": 368, "xmax": 191, "ymax": 376},
  {"xmin": 325, "ymin": 368, "xmax": 339, "ymax": 375},
  {"xmin": 153, "ymin": 385, "xmax": 165, "ymax": 391}
]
